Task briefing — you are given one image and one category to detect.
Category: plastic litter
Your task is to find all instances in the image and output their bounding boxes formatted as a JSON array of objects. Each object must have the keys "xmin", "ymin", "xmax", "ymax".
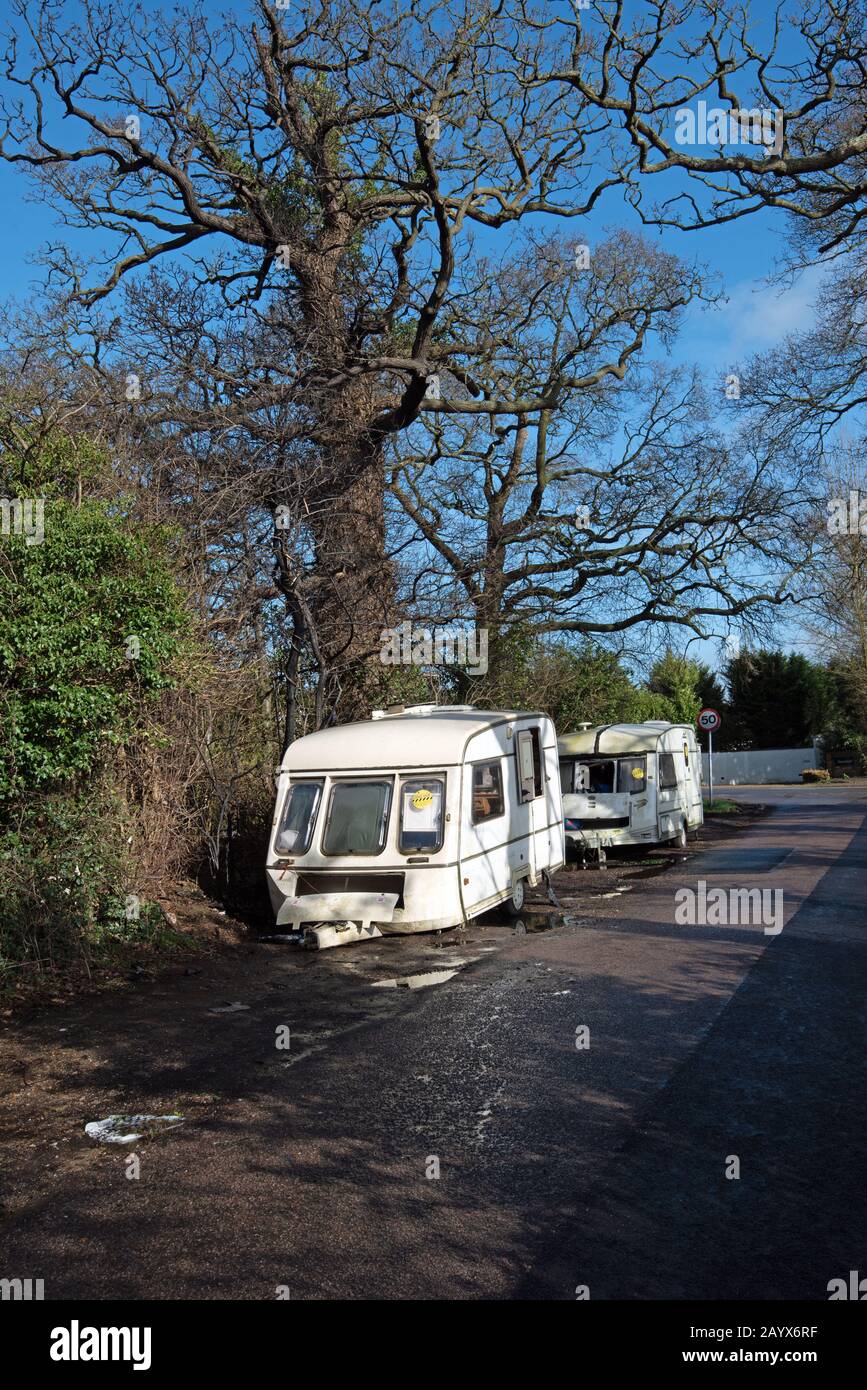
[{"xmin": 85, "ymin": 1114, "xmax": 184, "ymax": 1145}]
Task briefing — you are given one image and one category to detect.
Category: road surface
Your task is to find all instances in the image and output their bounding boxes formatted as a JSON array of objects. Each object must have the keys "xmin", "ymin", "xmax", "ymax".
[{"xmin": 2, "ymin": 783, "xmax": 865, "ymax": 1300}]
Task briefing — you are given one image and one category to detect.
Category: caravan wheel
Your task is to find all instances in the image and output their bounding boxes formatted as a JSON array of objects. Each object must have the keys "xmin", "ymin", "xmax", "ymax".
[{"xmin": 504, "ymin": 878, "xmax": 526, "ymax": 917}]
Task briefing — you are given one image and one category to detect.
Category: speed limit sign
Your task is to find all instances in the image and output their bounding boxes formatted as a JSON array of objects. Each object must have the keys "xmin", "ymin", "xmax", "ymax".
[{"xmin": 698, "ymin": 708, "xmax": 721, "ymax": 733}]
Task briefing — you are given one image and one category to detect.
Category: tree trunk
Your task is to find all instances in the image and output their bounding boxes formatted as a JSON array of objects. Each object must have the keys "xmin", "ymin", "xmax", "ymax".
[
  {"xmin": 307, "ymin": 444, "xmax": 394, "ymax": 719},
  {"xmin": 296, "ymin": 268, "xmax": 398, "ymax": 722}
]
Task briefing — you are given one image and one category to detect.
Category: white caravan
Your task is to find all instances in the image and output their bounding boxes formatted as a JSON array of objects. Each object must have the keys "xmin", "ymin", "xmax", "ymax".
[
  {"xmin": 558, "ymin": 721, "xmax": 703, "ymax": 858},
  {"xmin": 266, "ymin": 704, "xmax": 565, "ymax": 948}
]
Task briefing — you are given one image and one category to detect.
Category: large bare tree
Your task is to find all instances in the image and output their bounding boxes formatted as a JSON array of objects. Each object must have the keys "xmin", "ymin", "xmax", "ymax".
[
  {"xmin": 388, "ymin": 232, "xmax": 818, "ymax": 692},
  {"xmin": 527, "ymin": 0, "xmax": 867, "ymax": 261},
  {"xmin": 0, "ymin": 0, "xmax": 620, "ymax": 715}
]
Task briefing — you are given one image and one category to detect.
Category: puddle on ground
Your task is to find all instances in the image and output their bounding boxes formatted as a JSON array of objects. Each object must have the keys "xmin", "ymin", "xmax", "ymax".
[{"xmin": 510, "ymin": 909, "xmax": 565, "ymax": 934}]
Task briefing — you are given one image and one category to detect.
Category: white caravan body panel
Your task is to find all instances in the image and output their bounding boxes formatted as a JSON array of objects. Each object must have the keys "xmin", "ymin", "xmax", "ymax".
[{"xmin": 266, "ymin": 705, "xmax": 565, "ymax": 935}]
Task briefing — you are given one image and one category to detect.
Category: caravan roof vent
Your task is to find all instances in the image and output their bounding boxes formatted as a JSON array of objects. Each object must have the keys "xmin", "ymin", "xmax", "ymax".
[{"xmin": 370, "ymin": 703, "xmax": 477, "ymax": 720}]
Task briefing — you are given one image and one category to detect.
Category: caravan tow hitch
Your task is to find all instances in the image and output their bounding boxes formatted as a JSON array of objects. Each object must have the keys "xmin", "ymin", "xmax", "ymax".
[{"xmin": 542, "ymin": 868, "xmax": 562, "ymax": 907}]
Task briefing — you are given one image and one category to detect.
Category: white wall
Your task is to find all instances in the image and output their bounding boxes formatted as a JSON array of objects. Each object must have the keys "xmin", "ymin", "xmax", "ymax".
[{"xmin": 701, "ymin": 746, "xmax": 818, "ymax": 786}]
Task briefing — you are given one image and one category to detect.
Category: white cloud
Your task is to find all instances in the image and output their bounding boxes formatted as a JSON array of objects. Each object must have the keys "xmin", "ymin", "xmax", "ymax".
[{"xmin": 680, "ymin": 261, "xmax": 827, "ymax": 370}]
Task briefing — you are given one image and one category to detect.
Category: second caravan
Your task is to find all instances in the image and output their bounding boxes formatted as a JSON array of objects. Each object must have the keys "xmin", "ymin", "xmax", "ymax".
[{"xmin": 558, "ymin": 721, "xmax": 703, "ymax": 859}]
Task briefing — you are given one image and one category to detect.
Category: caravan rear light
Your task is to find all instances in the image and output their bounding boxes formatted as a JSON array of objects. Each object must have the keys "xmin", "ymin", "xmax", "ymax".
[{"xmin": 565, "ymin": 817, "xmax": 581, "ymax": 830}]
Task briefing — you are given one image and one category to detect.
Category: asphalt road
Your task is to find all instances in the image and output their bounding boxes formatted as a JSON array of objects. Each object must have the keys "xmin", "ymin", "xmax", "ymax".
[{"xmin": 2, "ymin": 783, "xmax": 866, "ymax": 1300}]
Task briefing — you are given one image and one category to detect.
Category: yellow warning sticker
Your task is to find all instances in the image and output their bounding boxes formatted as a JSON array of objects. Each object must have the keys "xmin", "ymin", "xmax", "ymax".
[
  {"xmin": 411, "ymin": 788, "xmax": 434, "ymax": 811},
  {"xmin": 631, "ymin": 767, "xmax": 644, "ymax": 779}
]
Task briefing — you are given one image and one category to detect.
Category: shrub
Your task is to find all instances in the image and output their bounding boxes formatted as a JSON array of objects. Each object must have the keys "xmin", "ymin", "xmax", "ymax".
[
  {"xmin": 0, "ymin": 789, "xmax": 187, "ymax": 988},
  {"xmin": 0, "ymin": 500, "xmax": 189, "ymax": 801},
  {"xmin": 1, "ymin": 791, "xmax": 124, "ymax": 976},
  {"xmin": 801, "ymin": 767, "xmax": 831, "ymax": 783},
  {"xmin": 0, "ymin": 493, "xmax": 195, "ymax": 987}
]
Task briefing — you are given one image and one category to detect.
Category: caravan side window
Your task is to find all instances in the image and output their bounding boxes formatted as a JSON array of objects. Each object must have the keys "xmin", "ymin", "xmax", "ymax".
[
  {"xmin": 516, "ymin": 727, "xmax": 543, "ymax": 802},
  {"xmin": 559, "ymin": 759, "xmax": 575, "ymax": 794},
  {"xmin": 472, "ymin": 761, "xmax": 505, "ymax": 823},
  {"xmin": 658, "ymin": 752, "xmax": 678, "ymax": 789},
  {"xmin": 399, "ymin": 777, "xmax": 445, "ymax": 853},
  {"xmin": 529, "ymin": 728, "xmax": 543, "ymax": 796}
]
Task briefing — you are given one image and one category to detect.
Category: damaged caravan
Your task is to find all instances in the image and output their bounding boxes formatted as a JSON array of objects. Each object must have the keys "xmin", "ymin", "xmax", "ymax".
[
  {"xmin": 558, "ymin": 721, "xmax": 703, "ymax": 861},
  {"xmin": 266, "ymin": 705, "xmax": 565, "ymax": 948}
]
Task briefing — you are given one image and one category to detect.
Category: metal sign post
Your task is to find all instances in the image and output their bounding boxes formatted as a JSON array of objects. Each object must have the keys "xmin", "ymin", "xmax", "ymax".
[
  {"xmin": 697, "ymin": 708, "xmax": 722, "ymax": 805},
  {"xmin": 708, "ymin": 728, "xmax": 714, "ymax": 806}
]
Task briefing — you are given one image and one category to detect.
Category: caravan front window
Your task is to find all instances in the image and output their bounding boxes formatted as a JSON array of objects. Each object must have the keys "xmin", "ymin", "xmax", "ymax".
[
  {"xmin": 399, "ymin": 777, "xmax": 445, "ymax": 853},
  {"xmin": 576, "ymin": 758, "xmax": 616, "ymax": 793},
  {"xmin": 568, "ymin": 756, "xmax": 646, "ymax": 794},
  {"xmin": 275, "ymin": 780, "xmax": 323, "ymax": 856},
  {"xmin": 323, "ymin": 780, "xmax": 392, "ymax": 856},
  {"xmin": 616, "ymin": 757, "xmax": 647, "ymax": 793}
]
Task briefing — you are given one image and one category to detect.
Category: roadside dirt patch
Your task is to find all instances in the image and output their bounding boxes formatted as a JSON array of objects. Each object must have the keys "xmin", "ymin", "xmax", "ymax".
[
  {"xmin": 0, "ymin": 881, "xmax": 249, "ymax": 1020},
  {"xmin": 0, "ymin": 801, "xmax": 768, "ymax": 1219}
]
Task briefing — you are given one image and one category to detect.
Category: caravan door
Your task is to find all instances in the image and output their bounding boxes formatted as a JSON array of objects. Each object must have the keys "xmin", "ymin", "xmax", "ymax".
[
  {"xmin": 656, "ymin": 743, "xmax": 683, "ymax": 840},
  {"xmin": 681, "ymin": 732, "xmax": 704, "ymax": 828},
  {"xmin": 515, "ymin": 727, "xmax": 540, "ymax": 883}
]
